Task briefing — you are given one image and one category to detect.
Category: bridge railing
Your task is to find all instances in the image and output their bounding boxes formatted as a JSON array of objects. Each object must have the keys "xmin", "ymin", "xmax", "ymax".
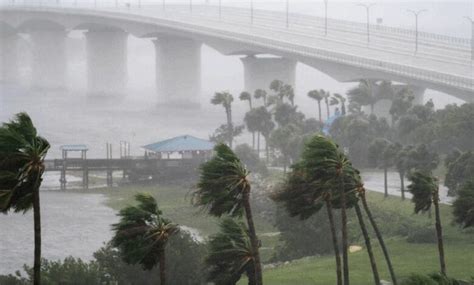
[{"xmin": 3, "ymin": 3, "xmax": 473, "ymax": 92}]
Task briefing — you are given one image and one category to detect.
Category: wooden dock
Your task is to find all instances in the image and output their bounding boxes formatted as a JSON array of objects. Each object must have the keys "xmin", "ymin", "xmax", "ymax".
[{"xmin": 44, "ymin": 157, "xmax": 204, "ymax": 190}]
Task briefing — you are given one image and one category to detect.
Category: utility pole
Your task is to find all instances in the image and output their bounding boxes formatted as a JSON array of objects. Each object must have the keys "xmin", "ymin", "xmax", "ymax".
[
  {"xmin": 324, "ymin": 0, "xmax": 328, "ymax": 36},
  {"xmin": 407, "ymin": 9, "xmax": 427, "ymax": 54},
  {"xmin": 356, "ymin": 3, "xmax": 376, "ymax": 44},
  {"xmin": 466, "ymin": 16, "xmax": 474, "ymax": 61}
]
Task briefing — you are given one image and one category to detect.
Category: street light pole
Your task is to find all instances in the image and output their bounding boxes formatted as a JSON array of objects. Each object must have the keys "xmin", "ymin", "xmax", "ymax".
[
  {"xmin": 357, "ymin": 3, "xmax": 376, "ymax": 44},
  {"xmin": 466, "ymin": 16, "xmax": 474, "ymax": 61},
  {"xmin": 324, "ymin": 0, "xmax": 328, "ymax": 36},
  {"xmin": 190, "ymin": 0, "xmax": 192, "ymax": 13},
  {"xmin": 219, "ymin": 0, "xmax": 222, "ymax": 20},
  {"xmin": 407, "ymin": 9, "xmax": 427, "ymax": 54},
  {"xmin": 286, "ymin": 0, "xmax": 289, "ymax": 28}
]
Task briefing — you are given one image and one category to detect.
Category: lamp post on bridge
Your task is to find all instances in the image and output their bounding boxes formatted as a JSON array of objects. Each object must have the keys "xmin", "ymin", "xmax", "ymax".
[
  {"xmin": 190, "ymin": 0, "xmax": 192, "ymax": 13},
  {"xmin": 356, "ymin": 2, "xmax": 376, "ymax": 44},
  {"xmin": 286, "ymin": 0, "xmax": 289, "ymax": 28},
  {"xmin": 407, "ymin": 9, "xmax": 427, "ymax": 54},
  {"xmin": 218, "ymin": 0, "xmax": 221, "ymax": 20},
  {"xmin": 323, "ymin": 0, "xmax": 328, "ymax": 36},
  {"xmin": 251, "ymin": 0, "xmax": 254, "ymax": 25},
  {"xmin": 466, "ymin": 16, "xmax": 474, "ymax": 62}
]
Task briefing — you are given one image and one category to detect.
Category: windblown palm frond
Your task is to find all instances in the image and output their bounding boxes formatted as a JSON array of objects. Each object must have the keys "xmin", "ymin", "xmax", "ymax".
[
  {"xmin": 194, "ymin": 144, "xmax": 249, "ymax": 218},
  {"xmin": 407, "ymin": 172, "xmax": 438, "ymax": 214},
  {"xmin": 0, "ymin": 112, "xmax": 50, "ymax": 213},
  {"xmin": 112, "ymin": 193, "xmax": 179, "ymax": 270},
  {"xmin": 206, "ymin": 218, "xmax": 256, "ymax": 285}
]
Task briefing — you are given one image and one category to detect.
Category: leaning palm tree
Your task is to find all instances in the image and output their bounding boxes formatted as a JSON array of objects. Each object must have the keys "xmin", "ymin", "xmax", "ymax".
[
  {"xmin": 112, "ymin": 193, "xmax": 179, "ymax": 285},
  {"xmin": 0, "ymin": 112, "xmax": 50, "ymax": 285},
  {"xmin": 347, "ymin": 80, "xmax": 378, "ymax": 114},
  {"xmin": 408, "ymin": 172, "xmax": 446, "ymax": 276},
  {"xmin": 307, "ymin": 90, "xmax": 324, "ymax": 122},
  {"xmin": 194, "ymin": 144, "xmax": 263, "ymax": 285},
  {"xmin": 274, "ymin": 135, "xmax": 361, "ymax": 285},
  {"xmin": 320, "ymin": 89, "xmax": 331, "ymax": 119},
  {"xmin": 211, "ymin": 92, "xmax": 235, "ymax": 147},
  {"xmin": 206, "ymin": 218, "xmax": 257, "ymax": 285},
  {"xmin": 355, "ymin": 182, "xmax": 398, "ymax": 285}
]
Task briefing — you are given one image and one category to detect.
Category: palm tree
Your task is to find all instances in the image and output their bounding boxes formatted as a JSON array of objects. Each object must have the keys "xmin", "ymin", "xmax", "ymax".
[
  {"xmin": 320, "ymin": 89, "xmax": 331, "ymax": 119},
  {"xmin": 0, "ymin": 112, "xmax": 50, "ymax": 285},
  {"xmin": 211, "ymin": 92, "xmax": 235, "ymax": 147},
  {"xmin": 307, "ymin": 90, "xmax": 324, "ymax": 122},
  {"xmin": 408, "ymin": 172, "xmax": 446, "ymax": 276},
  {"xmin": 206, "ymin": 218, "xmax": 256, "ymax": 285},
  {"xmin": 254, "ymin": 89, "xmax": 267, "ymax": 106},
  {"xmin": 255, "ymin": 106, "xmax": 275, "ymax": 163},
  {"xmin": 368, "ymin": 139, "xmax": 399, "ymax": 198},
  {"xmin": 333, "ymin": 93, "xmax": 347, "ymax": 115},
  {"xmin": 274, "ymin": 135, "xmax": 360, "ymax": 285},
  {"xmin": 347, "ymin": 80, "xmax": 378, "ymax": 114},
  {"xmin": 240, "ymin": 91, "xmax": 253, "ymax": 109},
  {"xmin": 394, "ymin": 145, "xmax": 412, "ymax": 200},
  {"xmin": 112, "ymin": 193, "xmax": 179, "ymax": 285},
  {"xmin": 244, "ymin": 108, "xmax": 260, "ymax": 150},
  {"xmin": 355, "ymin": 183, "xmax": 398, "ymax": 285},
  {"xmin": 194, "ymin": 144, "xmax": 263, "ymax": 285}
]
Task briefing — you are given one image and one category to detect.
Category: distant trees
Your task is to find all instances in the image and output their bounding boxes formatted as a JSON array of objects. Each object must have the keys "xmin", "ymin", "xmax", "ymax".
[
  {"xmin": 408, "ymin": 172, "xmax": 446, "ymax": 276},
  {"xmin": 445, "ymin": 151, "xmax": 474, "ymax": 196},
  {"xmin": 194, "ymin": 144, "xmax": 263, "ymax": 285},
  {"xmin": 452, "ymin": 179, "xmax": 474, "ymax": 228},
  {"xmin": 347, "ymin": 80, "xmax": 378, "ymax": 114},
  {"xmin": 112, "ymin": 193, "xmax": 179, "ymax": 285},
  {"xmin": 211, "ymin": 91, "xmax": 242, "ymax": 148},
  {"xmin": 0, "ymin": 112, "xmax": 51, "ymax": 285}
]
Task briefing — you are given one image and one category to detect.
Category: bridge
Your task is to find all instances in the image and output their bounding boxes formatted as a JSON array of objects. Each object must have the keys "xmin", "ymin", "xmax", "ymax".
[{"xmin": 0, "ymin": 2, "xmax": 473, "ymax": 104}]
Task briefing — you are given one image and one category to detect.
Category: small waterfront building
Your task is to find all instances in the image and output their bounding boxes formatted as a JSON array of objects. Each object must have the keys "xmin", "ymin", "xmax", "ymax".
[{"xmin": 142, "ymin": 135, "xmax": 214, "ymax": 160}]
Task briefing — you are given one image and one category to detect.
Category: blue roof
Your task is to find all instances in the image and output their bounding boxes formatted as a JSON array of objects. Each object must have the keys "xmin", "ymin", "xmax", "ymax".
[
  {"xmin": 143, "ymin": 135, "xmax": 214, "ymax": 153},
  {"xmin": 60, "ymin": 144, "xmax": 88, "ymax": 151}
]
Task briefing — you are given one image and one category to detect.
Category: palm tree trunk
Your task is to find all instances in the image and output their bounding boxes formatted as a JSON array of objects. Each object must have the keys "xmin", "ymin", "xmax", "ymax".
[
  {"xmin": 399, "ymin": 172, "xmax": 405, "ymax": 201},
  {"xmin": 361, "ymin": 192, "xmax": 398, "ymax": 285},
  {"xmin": 257, "ymin": 132, "xmax": 261, "ymax": 158},
  {"xmin": 355, "ymin": 203, "xmax": 380, "ymax": 285},
  {"xmin": 326, "ymin": 199, "xmax": 342, "ymax": 285},
  {"xmin": 433, "ymin": 192, "xmax": 446, "ymax": 275},
  {"xmin": 226, "ymin": 107, "xmax": 233, "ymax": 148},
  {"xmin": 252, "ymin": 132, "xmax": 255, "ymax": 150},
  {"xmin": 384, "ymin": 167, "xmax": 388, "ymax": 198},
  {"xmin": 159, "ymin": 249, "xmax": 166, "ymax": 285},
  {"xmin": 326, "ymin": 102, "xmax": 330, "ymax": 120},
  {"xmin": 264, "ymin": 136, "xmax": 269, "ymax": 164},
  {"xmin": 318, "ymin": 101, "xmax": 322, "ymax": 122},
  {"xmin": 33, "ymin": 186, "xmax": 41, "ymax": 285},
  {"xmin": 243, "ymin": 190, "xmax": 263, "ymax": 285},
  {"xmin": 340, "ymin": 177, "xmax": 350, "ymax": 285}
]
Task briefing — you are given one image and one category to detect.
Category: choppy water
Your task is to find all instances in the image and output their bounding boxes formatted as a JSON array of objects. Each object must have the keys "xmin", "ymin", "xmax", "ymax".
[{"xmin": 0, "ymin": 192, "xmax": 117, "ymax": 275}]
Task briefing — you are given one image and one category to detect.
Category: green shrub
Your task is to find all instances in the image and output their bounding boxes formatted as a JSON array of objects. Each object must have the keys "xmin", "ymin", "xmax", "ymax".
[{"xmin": 406, "ymin": 226, "xmax": 437, "ymax": 244}]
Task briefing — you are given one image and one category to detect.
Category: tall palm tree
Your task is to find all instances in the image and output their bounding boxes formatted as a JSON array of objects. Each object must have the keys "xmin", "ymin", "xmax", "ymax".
[
  {"xmin": 112, "ymin": 193, "xmax": 179, "ymax": 285},
  {"xmin": 244, "ymin": 108, "xmax": 260, "ymax": 150},
  {"xmin": 0, "ymin": 112, "xmax": 50, "ymax": 285},
  {"xmin": 194, "ymin": 144, "xmax": 263, "ymax": 285},
  {"xmin": 240, "ymin": 91, "xmax": 253, "ymax": 110},
  {"xmin": 368, "ymin": 139, "xmax": 399, "ymax": 198},
  {"xmin": 206, "ymin": 218, "xmax": 256, "ymax": 285},
  {"xmin": 274, "ymin": 135, "xmax": 360, "ymax": 285},
  {"xmin": 394, "ymin": 145, "xmax": 412, "ymax": 201},
  {"xmin": 333, "ymin": 93, "xmax": 347, "ymax": 115},
  {"xmin": 211, "ymin": 92, "xmax": 235, "ymax": 148},
  {"xmin": 355, "ymin": 183, "xmax": 398, "ymax": 285},
  {"xmin": 408, "ymin": 172, "xmax": 446, "ymax": 276},
  {"xmin": 255, "ymin": 106, "xmax": 275, "ymax": 163},
  {"xmin": 307, "ymin": 90, "xmax": 324, "ymax": 122},
  {"xmin": 254, "ymin": 89, "xmax": 267, "ymax": 106},
  {"xmin": 320, "ymin": 89, "xmax": 331, "ymax": 119}
]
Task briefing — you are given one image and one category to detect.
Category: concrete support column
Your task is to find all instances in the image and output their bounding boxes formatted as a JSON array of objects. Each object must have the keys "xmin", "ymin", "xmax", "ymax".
[
  {"xmin": 85, "ymin": 29, "xmax": 128, "ymax": 96},
  {"xmin": 241, "ymin": 55, "xmax": 297, "ymax": 92},
  {"xmin": 0, "ymin": 33, "xmax": 20, "ymax": 84},
  {"xmin": 154, "ymin": 35, "xmax": 202, "ymax": 106},
  {"xmin": 29, "ymin": 29, "xmax": 67, "ymax": 90}
]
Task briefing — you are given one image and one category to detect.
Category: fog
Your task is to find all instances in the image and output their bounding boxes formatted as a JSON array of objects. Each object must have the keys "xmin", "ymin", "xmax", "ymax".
[{"xmin": 0, "ymin": 1, "xmax": 473, "ymax": 284}]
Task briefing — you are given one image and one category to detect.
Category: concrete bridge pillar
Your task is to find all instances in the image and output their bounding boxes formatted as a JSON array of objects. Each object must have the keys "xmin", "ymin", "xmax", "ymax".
[
  {"xmin": 0, "ymin": 33, "xmax": 20, "ymax": 84},
  {"xmin": 153, "ymin": 35, "xmax": 202, "ymax": 106},
  {"xmin": 241, "ymin": 55, "xmax": 297, "ymax": 92},
  {"xmin": 85, "ymin": 29, "xmax": 128, "ymax": 96},
  {"xmin": 29, "ymin": 29, "xmax": 68, "ymax": 90}
]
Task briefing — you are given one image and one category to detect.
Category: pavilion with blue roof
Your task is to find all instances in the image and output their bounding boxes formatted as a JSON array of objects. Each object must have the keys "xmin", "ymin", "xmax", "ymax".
[{"xmin": 142, "ymin": 135, "xmax": 214, "ymax": 159}]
